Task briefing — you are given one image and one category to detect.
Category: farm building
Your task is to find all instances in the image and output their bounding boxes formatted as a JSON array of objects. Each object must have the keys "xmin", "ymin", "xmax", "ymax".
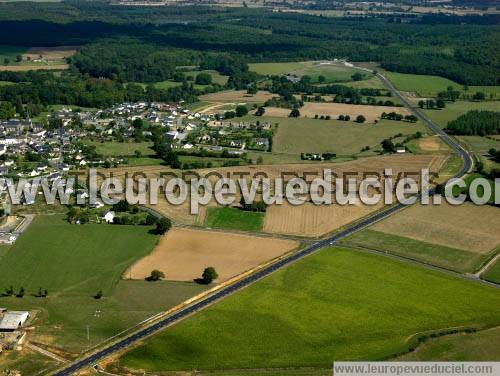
[{"xmin": 0, "ymin": 311, "xmax": 30, "ymax": 332}]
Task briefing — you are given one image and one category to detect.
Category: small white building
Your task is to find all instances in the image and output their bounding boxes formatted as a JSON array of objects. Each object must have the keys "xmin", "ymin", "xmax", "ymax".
[
  {"xmin": 102, "ymin": 211, "xmax": 115, "ymax": 223},
  {"xmin": 396, "ymin": 147, "xmax": 406, "ymax": 153},
  {"xmin": 0, "ymin": 311, "xmax": 30, "ymax": 332}
]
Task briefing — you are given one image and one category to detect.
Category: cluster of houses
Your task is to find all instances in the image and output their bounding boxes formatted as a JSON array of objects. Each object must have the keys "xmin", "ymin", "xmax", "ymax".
[{"xmin": 0, "ymin": 101, "xmax": 275, "ymax": 181}]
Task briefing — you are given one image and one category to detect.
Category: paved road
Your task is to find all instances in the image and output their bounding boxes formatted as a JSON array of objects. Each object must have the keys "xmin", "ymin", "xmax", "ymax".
[
  {"xmin": 376, "ymin": 73, "xmax": 473, "ymax": 177},
  {"xmin": 52, "ymin": 71, "xmax": 475, "ymax": 376},
  {"xmin": 52, "ymin": 202, "xmax": 409, "ymax": 376}
]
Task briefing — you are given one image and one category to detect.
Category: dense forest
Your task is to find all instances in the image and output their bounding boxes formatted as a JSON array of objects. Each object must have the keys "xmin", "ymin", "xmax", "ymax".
[
  {"xmin": 445, "ymin": 111, "xmax": 500, "ymax": 136},
  {"xmin": 0, "ymin": 1, "xmax": 498, "ymax": 85}
]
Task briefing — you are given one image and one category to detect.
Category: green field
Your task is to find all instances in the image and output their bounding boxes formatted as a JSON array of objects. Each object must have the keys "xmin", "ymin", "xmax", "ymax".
[
  {"xmin": 0, "ymin": 215, "xmax": 159, "ymax": 294},
  {"xmin": 382, "ymin": 71, "xmax": 500, "ymax": 98},
  {"xmin": 118, "ymin": 247, "xmax": 500, "ymax": 372},
  {"xmin": 0, "ymin": 215, "xmax": 208, "ymax": 352},
  {"xmin": 399, "ymin": 327, "xmax": 500, "ymax": 361},
  {"xmin": 423, "ymin": 101, "xmax": 500, "ymax": 129},
  {"xmin": 340, "ymin": 229, "xmax": 487, "ymax": 273},
  {"xmin": 249, "ymin": 61, "xmax": 373, "ymax": 84},
  {"xmin": 458, "ymin": 136, "xmax": 500, "ymax": 154},
  {"xmin": 154, "ymin": 70, "xmax": 229, "ymax": 90},
  {"xmin": 85, "ymin": 140, "xmax": 154, "ymax": 157},
  {"xmin": 205, "ymin": 207, "xmax": 264, "ymax": 232},
  {"xmin": 0, "ymin": 349, "xmax": 57, "ymax": 375},
  {"xmin": 272, "ymin": 117, "xmax": 426, "ymax": 156},
  {"xmin": 483, "ymin": 260, "xmax": 500, "ymax": 284}
]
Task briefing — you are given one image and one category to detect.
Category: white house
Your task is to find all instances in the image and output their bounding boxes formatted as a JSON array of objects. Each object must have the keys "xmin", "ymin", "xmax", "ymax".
[
  {"xmin": 102, "ymin": 211, "xmax": 115, "ymax": 223},
  {"xmin": 182, "ymin": 143, "xmax": 194, "ymax": 149}
]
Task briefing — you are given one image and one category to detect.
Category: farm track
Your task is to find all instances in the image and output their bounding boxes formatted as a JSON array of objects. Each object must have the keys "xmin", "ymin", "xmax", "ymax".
[{"xmin": 52, "ymin": 68, "xmax": 475, "ymax": 376}]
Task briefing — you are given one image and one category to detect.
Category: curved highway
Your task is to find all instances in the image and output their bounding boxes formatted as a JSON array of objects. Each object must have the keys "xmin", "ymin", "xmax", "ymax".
[{"xmin": 52, "ymin": 72, "xmax": 474, "ymax": 376}]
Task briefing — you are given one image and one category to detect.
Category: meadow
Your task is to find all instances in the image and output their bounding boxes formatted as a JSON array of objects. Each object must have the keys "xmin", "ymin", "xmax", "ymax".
[
  {"xmin": 205, "ymin": 207, "xmax": 264, "ymax": 232},
  {"xmin": 249, "ymin": 61, "xmax": 373, "ymax": 84},
  {"xmin": 118, "ymin": 247, "xmax": 500, "ymax": 372},
  {"xmin": 84, "ymin": 140, "xmax": 154, "ymax": 157},
  {"xmin": 0, "ymin": 215, "xmax": 209, "ymax": 352},
  {"xmin": 423, "ymin": 101, "xmax": 500, "ymax": 129},
  {"xmin": 483, "ymin": 260, "xmax": 500, "ymax": 284},
  {"xmin": 398, "ymin": 327, "xmax": 500, "ymax": 361},
  {"xmin": 272, "ymin": 116, "xmax": 426, "ymax": 156},
  {"xmin": 341, "ymin": 229, "xmax": 487, "ymax": 273},
  {"xmin": 382, "ymin": 71, "xmax": 500, "ymax": 98}
]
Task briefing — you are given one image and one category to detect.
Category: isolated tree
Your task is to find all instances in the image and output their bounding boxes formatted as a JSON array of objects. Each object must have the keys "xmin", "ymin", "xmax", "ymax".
[
  {"xmin": 344, "ymin": 115, "xmax": 351, "ymax": 121},
  {"xmin": 16, "ymin": 54, "xmax": 22, "ymax": 62},
  {"xmin": 195, "ymin": 72, "xmax": 212, "ymax": 85},
  {"xmin": 351, "ymin": 72, "xmax": 364, "ymax": 81},
  {"xmin": 148, "ymin": 269, "xmax": 165, "ymax": 281},
  {"xmin": 17, "ymin": 287, "xmax": 25, "ymax": 298},
  {"xmin": 289, "ymin": 108, "xmax": 300, "ymax": 118},
  {"xmin": 255, "ymin": 106, "xmax": 266, "ymax": 116},
  {"xmin": 356, "ymin": 115, "xmax": 366, "ymax": 123},
  {"xmin": 317, "ymin": 75, "xmax": 326, "ymax": 84},
  {"xmin": 235, "ymin": 105, "xmax": 248, "ymax": 117},
  {"xmin": 381, "ymin": 139, "xmax": 396, "ymax": 153},
  {"xmin": 202, "ymin": 267, "xmax": 218, "ymax": 284},
  {"xmin": 94, "ymin": 290, "xmax": 103, "ymax": 299},
  {"xmin": 418, "ymin": 100, "xmax": 425, "ymax": 109},
  {"xmin": 472, "ymin": 92, "xmax": 485, "ymax": 101},
  {"xmin": 155, "ymin": 217, "xmax": 172, "ymax": 234}
]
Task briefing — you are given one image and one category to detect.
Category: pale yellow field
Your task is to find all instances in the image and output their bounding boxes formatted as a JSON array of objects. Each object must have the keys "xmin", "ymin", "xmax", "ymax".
[
  {"xmin": 200, "ymin": 90, "xmax": 277, "ymax": 104},
  {"xmin": 24, "ymin": 46, "xmax": 77, "ymax": 60},
  {"xmin": 263, "ymin": 201, "xmax": 383, "ymax": 237},
  {"xmin": 0, "ymin": 64, "xmax": 68, "ymax": 71},
  {"xmin": 91, "ymin": 154, "xmax": 445, "ymax": 229},
  {"xmin": 372, "ymin": 201, "xmax": 500, "ymax": 254},
  {"xmin": 263, "ymin": 102, "xmax": 410, "ymax": 123},
  {"xmin": 125, "ymin": 228, "xmax": 298, "ymax": 282},
  {"xmin": 417, "ymin": 136, "xmax": 449, "ymax": 152}
]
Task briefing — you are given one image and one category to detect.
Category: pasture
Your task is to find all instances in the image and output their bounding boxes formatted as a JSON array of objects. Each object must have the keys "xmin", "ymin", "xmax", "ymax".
[
  {"xmin": 126, "ymin": 228, "xmax": 298, "ymax": 282},
  {"xmin": 371, "ymin": 201, "xmax": 500, "ymax": 254},
  {"xmin": 118, "ymin": 247, "xmax": 500, "ymax": 372},
  {"xmin": 0, "ymin": 215, "xmax": 159, "ymax": 294},
  {"xmin": 458, "ymin": 136, "xmax": 500, "ymax": 154},
  {"xmin": 264, "ymin": 102, "xmax": 410, "ymax": 123},
  {"xmin": 0, "ymin": 215, "xmax": 211, "ymax": 352},
  {"xmin": 423, "ymin": 101, "xmax": 500, "ymax": 128},
  {"xmin": 84, "ymin": 140, "xmax": 154, "ymax": 157},
  {"xmin": 382, "ymin": 71, "xmax": 500, "ymax": 98},
  {"xmin": 272, "ymin": 116, "xmax": 426, "ymax": 155},
  {"xmin": 205, "ymin": 207, "xmax": 264, "ymax": 232},
  {"xmin": 342, "ymin": 229, "xmax": 488, "ymax": 273},
  {"xmin": 248, "ymin": 61, "xmax": 373, "ymax": 84},
  {"xmin": 483, "ymin": 260, "xmax": 500, "ymax": 284},
  {"xmin": 398, "ymin": 327, "xmax": 500, "ymax": 361}
]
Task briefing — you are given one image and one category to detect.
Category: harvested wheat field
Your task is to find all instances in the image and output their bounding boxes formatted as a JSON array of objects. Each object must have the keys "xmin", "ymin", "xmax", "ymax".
[
  {"xmin": 417, "ymin": 136, "xmax": 449, "ymax": 152},
  {"xmin": 372, "ymin": 201, "xmax": 500, "ymax": 253},
  {"xmin": 200, "ymin": 90, "xmax": 277, "ymax": 104},
  {"xmin": 0, "ymin": 64, "xmax": 69, "ymax": 71},
  {"xmin": 264, "ymin": 200, "xmax": 384, "ymax": 237},
  {"xmin": 126, "ymin": 228, "xmax": 299, "ymax": 282},
  {"xmin": 90, "ymin": 154, "xmax": 445, "ymax": 227},
  {"xmin": 264, "ymin": 103, "xmax": 411, "ymax": 123},
  {"xmin": 24, "ymin": 46, "xmax": 77, "ymax": 60}
]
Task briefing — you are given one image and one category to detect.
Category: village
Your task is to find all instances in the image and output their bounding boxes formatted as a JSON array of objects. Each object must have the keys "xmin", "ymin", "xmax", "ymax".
[{"xmin": 0, "ymin": 101, "xmax": 275, "ymax": 177}]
